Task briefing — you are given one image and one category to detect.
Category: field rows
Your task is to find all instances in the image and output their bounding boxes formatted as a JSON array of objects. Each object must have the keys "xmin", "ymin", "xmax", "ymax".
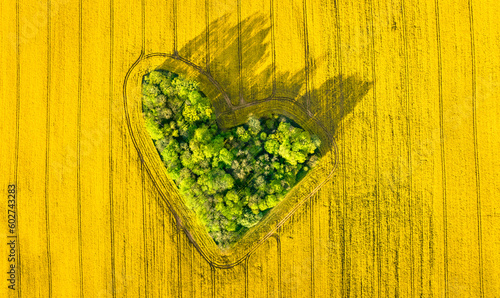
[{"xmin": 0, "ymin": 0, "xmax": 499, "ymax": 297}]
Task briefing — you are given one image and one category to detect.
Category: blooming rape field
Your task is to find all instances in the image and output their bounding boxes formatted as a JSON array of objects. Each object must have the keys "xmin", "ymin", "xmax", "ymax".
[{"xmin": 1, "ymin": 0, "xmax": 499, "ymax": 297}]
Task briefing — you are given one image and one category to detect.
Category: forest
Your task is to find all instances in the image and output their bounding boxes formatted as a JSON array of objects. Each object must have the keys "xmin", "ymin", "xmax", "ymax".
[{"xmin": 142, "ymin": 70, "xmax": 321, "ymax": 247}]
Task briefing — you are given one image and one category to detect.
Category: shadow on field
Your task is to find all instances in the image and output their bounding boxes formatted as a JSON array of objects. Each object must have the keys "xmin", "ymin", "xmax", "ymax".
[{"xmin": 176, "ymin": 13, "xmax": 373, "ymax": 152}]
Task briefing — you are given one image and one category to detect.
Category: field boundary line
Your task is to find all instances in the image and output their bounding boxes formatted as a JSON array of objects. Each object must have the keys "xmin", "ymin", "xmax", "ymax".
[
  {"xmin": 205, "ymin": 0, "xmax": 210, "ymax": 72},
  {"xmin": 368, "ymin": 0, "xmax": 382, "ymax": 296},
  {"xmin": 45, "ymin": 0, "xmax": 53, "ymax": 295},
  {"xmin": 173, "ymin": 0, "xmax": 177, "ymax": 55},
  {"xmin": 434, "ymin": 0, "xmax": 449, "ymax": 295},
  {"xmin": 270, "ymin": 0, "xmax": 276, "ymax": 95},
  {"xmin": 15, "ymin": 0, "xmax": 22, "ymax": 296},
  {"xmin": 77, "ymin": 0, "xmax": 84, "ymax": 295},
  {"xmin": 142, "ymin": 163, "xmax": 149, "ymax": 297},
  {"xmin": 303, "ymin": 0, "xmax": 311, "ymax": 114},
  {"xmin": 468, "ymin": 0, "xmax": 484, "ymax": 296},
  {"xmin": 400, "ymin": 0, "xmax": 415, "ymax": 296},
  {"xmin": 237, "ymin": 0, "xmax": 244, "ymax": 105},
  {"xmin": 109, "ymin": 0, "xmax": 116, "ymax": 295},
  {"xmin": 333, "ymin": 0, "xmax": 349, "ymax": 296}
]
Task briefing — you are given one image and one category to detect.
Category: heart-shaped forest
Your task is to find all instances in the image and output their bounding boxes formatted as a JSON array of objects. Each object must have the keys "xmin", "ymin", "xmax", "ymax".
[{"xmin": 142, "ymin": 70, "xmax": 322, "ymax": 248}]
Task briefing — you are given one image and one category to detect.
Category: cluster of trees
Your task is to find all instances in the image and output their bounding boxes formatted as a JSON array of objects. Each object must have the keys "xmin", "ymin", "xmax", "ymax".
[{"xmin": 142, "ymin": 70, "xmax": 322, "ymax": 247}]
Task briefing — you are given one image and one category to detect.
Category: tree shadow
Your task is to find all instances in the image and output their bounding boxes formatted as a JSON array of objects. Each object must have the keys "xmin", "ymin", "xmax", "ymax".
[
  {"xmin": 309, "ymin": 75, "xmax": 374, "ymax": 138},
  {"xmin": 176, "ymin": 12, "xmax": 373, "ymax": 153}
]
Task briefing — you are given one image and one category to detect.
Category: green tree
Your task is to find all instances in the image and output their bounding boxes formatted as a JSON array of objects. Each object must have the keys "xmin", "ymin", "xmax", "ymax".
[
  {"xmin": 148, "ymin": 70, "xmax": 167, "ymax": 85},
  {"xmin": 145, "ymin": 117, "xmax": 163, "ymax": 140},
  {"xmin": 264, "ymin": 139, "xmax": 279, "ymax": 155},
  {"xmin": 237, "ymin": 209, "xmax": 263, "ymax": 228},
  {"xmin": 142, "ymin": 69, "xmax": 323, "ymax": 247},
  {"xmin": 218, "ymin": 148, "xmax": 234, "ymax": 167},
  {"xmin": 247, "ymin": 115, "xmax": 262, "ymax": 135},
  {"xmin": 236, "ymin": 126, "xmax": 251, "ymax": 142},
  {"xmin": 193, "ymin": 124, "xmax": 213, "ymax": 144}
]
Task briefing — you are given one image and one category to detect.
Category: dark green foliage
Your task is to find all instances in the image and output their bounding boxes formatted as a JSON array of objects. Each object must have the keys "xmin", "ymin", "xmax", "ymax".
[{"xmin": 142, "ymin": 70, "xmax": 322, "ymax": 248}]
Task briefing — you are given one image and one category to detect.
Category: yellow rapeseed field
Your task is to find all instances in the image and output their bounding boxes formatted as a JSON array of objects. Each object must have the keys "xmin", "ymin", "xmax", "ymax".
[{"xmin": 1, "ymin": 0, "xmax": 499, "ymax": 297}]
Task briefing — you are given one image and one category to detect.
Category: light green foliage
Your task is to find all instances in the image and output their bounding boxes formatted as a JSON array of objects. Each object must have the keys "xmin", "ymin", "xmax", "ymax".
[
  {"xmin": 142, "ymin": 70, "xmax": 321, "ymax": 248},
  {"xmin": 237, "ymin": 209, "xmax": 263, "ymax": 228},
  {"xmin": 247, "ymin": 115, "xmax": 262, "ymax": 135},
  {"xmin": 145, "ymin": 117, "xmax": 164, "ymax": 140},
  {"xmin": 218, "ymin": 148, "xmax": 235, "ymax": 166},
  {"xmin": 264, "ymin": 139, "xmax": 279, "ymax": 155},
  {"xmin": 265, "ymin": 194, "xmax": 280, "ymax": 208},
  {"xmin": 236, "ymin": 126, "xmax": 251, "ymax": 142}
]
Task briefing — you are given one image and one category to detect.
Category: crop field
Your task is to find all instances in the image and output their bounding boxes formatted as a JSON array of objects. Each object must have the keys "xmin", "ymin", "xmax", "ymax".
[{"xmin": 1, "ymin": 0, "xmax": 499, "ymax": 297}]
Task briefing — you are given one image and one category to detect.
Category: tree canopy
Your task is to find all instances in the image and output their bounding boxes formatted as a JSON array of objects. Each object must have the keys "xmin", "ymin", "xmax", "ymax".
[{"xmin": 142, "ymin": 70, "xmax": 322, "ymax": 248}]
